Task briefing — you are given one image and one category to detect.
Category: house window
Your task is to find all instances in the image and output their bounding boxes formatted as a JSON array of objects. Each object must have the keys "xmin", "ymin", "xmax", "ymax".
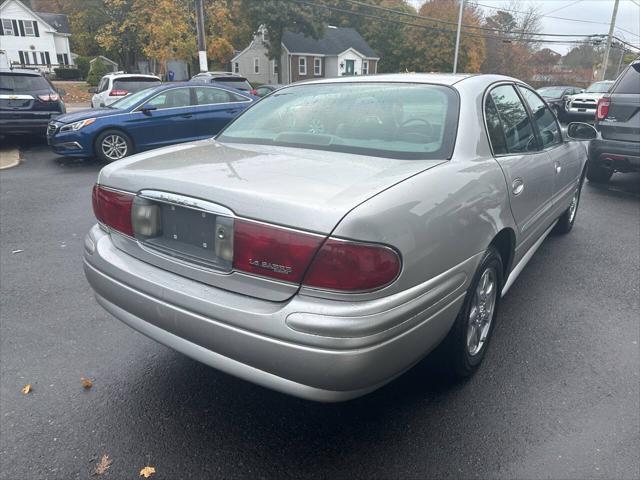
[
  {"xmin": 272, "ymin": 60, "xmax": 278, "ymax": 75},
  {"xmin": 362, "ymin": 60, "xmax": 369, "ymax": 75},
  {"xmin": 23, "ymin": 20, "xmax": 35, "ymax": 36},
  {"xmin": 234, "ymin": 62, "xmax": 239, "ymax": 74},
  {"xmin": 19, "ymin": 51, "xmax": 30, "ymax": 65},
  {"xmin": 1, "ymin": 19, "xmax": 14, "ymax": 35},
  {"xmin": 313, "ymin": 57, "xmax": 321, "ymax": 76},
  {"xmin": 299, "ymin": 57, "xmax": 306, "ymax": 76},
  {"xmin": 57, "ymin": 54, "xmax": 66, "ymax": 65},
  {"xmin": 254, "ymin": 57, "xmax": 259, "ymax": 74}
]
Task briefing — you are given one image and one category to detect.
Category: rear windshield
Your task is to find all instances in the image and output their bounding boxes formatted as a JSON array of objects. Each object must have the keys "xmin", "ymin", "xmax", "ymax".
[
  {"xmin": 218, "ymin": 83, "xmax": 459, "ymax": 160},
  {"xmin": 585, "ymin": 81, "xmax": 613, "ymax": 93},
  {"xmin": 212, "ymin": 78, "xmax": 252, "ymax": 91},
  {"xmin": 613, "ymin": 62, "xmax": 640, "ymax": 94},
  {"xmin": 113, "ymin": 77, "xmax": 161, "ymax": 93},
  {"xmin": 0, "ymin": 73, "xmax": 51, "ymax": 92}
]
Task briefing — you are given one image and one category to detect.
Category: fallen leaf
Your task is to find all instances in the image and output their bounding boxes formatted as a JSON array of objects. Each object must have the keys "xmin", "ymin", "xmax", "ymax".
[
  {"xmin": 21, "ymin": 384, "xmax": 32, "ymax": 394},
  {"xmin": 139, "ymin": 466, "xmax": 156, "ymax": 478},
  {"xmin": 94, "ymin": 454, "xmax": 112, "ymax": 475},
  {"xmin": 81, "ymin": 377, "xmax": 93, "ymax": 389}
]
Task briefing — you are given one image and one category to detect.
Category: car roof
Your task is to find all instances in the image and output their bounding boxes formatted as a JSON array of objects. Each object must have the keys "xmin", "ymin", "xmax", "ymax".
[
  {"xmin": 292, "ymin": 72, "xmax": 520, "ymax": 88},
  {"xmin": 0, "ymin": 68, "xmax": 44, "ymax": 76},
  {"xmin": 105, "ymin": 72, "xmax": 161, "ymax": 80},
  {"xmin": 143, "ymin": 82, "xmax": 253, "ymax": 95}
]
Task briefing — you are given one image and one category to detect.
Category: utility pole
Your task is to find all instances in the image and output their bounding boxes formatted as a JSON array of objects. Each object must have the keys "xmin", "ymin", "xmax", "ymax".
[
  {"xmin": 452, "ymin": 0, "xmax": 465, "ymax": 74},
  {"xmin": 195, "ymin": 0, "xmax": 208, "ymax": 73},
  {"xmin": 600, "ymin": 0, "xmax": 620, "ymax": 80}
]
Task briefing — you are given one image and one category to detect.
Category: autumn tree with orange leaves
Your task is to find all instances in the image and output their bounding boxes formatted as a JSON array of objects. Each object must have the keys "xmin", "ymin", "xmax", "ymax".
[{"xmin": 406, "ymin": 0, "xmax": 486, "ymax": 73}]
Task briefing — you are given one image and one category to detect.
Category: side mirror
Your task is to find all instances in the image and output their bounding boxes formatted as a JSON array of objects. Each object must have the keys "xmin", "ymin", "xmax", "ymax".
[
  {"xmin": 141, "ymin": 105, "xmax": 157, "ymax": 115},
  {"xmin": 566, "ymin": 122, "xmax": 597, "ymax": 140},
  {"xmin": 57, "ymin": 87, "xmax": 66, "ymax": 96},
  {"xmin": 88, "ymin": 87, "xmax": 97, "ymax": 94},
  {"xmin": 99, "ymin": 102, "xmax": 105, "ymax": 108},
  {"xmin": 580, "ymin": 89, "xmax": 585, "ymax": 93}
]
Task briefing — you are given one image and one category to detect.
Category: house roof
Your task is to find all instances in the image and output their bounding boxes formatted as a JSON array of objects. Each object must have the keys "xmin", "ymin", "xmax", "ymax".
[
  {"xmin": 35, "ymin": 12, "xmax": 70, "ymax": 34},
  {"xmin": 282, "ymin": 27, "xmax": 377, "ymax": 58}
]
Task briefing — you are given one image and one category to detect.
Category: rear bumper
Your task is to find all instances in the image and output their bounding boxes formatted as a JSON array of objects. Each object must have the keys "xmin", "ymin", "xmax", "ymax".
[
  {"xmin": 589, "ymin": 137, "xmax": 640, "ymax": 173},
  {"xmin": 0, "ymin": 116, "xmax": 59, "ymax": 135},
  {"xmin": 83, "ymin": 225, "xmax": 470, "ymax": 401}
]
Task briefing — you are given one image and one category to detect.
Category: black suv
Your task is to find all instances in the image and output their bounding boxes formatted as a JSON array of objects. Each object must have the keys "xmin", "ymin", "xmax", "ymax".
[
  {"xmin": 0, "ymin": 68, "xmax": 66, "ymax": 137},
  {"xmin": 587, "ymin": 59, "xmax": 640, "ymax": 183}
]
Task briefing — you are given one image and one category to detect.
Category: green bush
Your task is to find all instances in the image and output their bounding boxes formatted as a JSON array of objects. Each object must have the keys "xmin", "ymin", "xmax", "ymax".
[
  {"xmin": 54, "ymin": 68, "xmax": 81, "ymax": 80},
  {"xmin": 86, "ymin": 59, "xmax": 108, "ymax": 86},
  {"xmin": 75, "ymin": 56, "xmax": 90, "ymax": 80}
]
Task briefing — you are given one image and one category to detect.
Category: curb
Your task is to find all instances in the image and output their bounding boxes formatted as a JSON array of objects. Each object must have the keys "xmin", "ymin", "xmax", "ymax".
[{"xmin": 0, "ymin": 147, "xmax": 21, "ymax": 170}]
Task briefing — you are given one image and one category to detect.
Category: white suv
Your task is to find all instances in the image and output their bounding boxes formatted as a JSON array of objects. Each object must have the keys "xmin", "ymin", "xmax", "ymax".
[{"xmin": 90, "ymin": 72, "xmax": 161, "ymax": 108}]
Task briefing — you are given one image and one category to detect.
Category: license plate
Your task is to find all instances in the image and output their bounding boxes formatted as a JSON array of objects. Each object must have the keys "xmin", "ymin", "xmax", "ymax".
[
  {"xmin": 141, "ymin": 203, "xmax": 233, "ymax": 270},
  {"xmin": 578, "ymin": 108, "xmax": 586, "ymax": 112}
]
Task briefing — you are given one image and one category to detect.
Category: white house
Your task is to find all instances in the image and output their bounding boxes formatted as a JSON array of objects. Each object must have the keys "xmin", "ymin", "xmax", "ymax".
[
  {"xmin": 0, "ymin": 0, "xmax": 73, "ymax": 71},
  {"xmin": 231, "ymin": 25, "xmax": 379, "ymax": 85}
]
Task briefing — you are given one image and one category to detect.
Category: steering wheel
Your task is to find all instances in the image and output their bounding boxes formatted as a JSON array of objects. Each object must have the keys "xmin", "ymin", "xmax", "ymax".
[{"xmin": 396, "ymin": 118, "xmax": 434, "ymax": 143}]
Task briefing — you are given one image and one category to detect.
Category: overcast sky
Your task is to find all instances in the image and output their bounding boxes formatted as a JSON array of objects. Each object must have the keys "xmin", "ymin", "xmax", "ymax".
[{"xmin": 407, "ymin": 0, "xmax": 640, "ymax": 54}]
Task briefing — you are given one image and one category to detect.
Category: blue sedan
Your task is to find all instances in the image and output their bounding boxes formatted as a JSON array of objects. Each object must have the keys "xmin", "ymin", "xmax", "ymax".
[{"xmin": 47, "ymin": 83, "xmax": 256, "ymax": 162}]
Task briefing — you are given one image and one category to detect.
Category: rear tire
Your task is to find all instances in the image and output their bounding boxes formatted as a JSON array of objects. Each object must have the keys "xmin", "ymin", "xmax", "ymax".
[
  {"xmin": 586, "ymin": 161, "xmax": 613, "ymax": 183},
  {"xmin": 95, "ymin": 129, "xmax": 133, "ymax": 163},
  {"xmin": 440, "ymin": 246, "xmax": 503, "ymax": 378}
]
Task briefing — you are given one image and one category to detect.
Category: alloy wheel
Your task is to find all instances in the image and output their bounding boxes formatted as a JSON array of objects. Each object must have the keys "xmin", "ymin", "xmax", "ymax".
[
  {"xmin": 467, "ymin": 267, "xmax": 497, "ymax": 356},
  {"xmin": 101, "ymin": 134, "xmax": 128, "ymax": 161}
]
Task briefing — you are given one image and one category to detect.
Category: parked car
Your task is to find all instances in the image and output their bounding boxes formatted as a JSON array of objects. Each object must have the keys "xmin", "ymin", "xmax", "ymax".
[
  {"xmin": 564, "ymin": 80, "xmax": 614, "ymax": 121},
  {"xmin": 0, "ymin": 68, "xmax": 65, "ymax": 136},
  {"xmin": 89, "ymin": 72, "xmax": 161, "ymax": 108},
  {"xmin": 190, "ymin": 72, "xmax": 254, "ymax": 93},
  {"xmin": 253, "ymin": 84, "xmax": 284, "ymax": 97},
  {"xmin": 536, "ymin": 85, "xmax": 582, "ymax": 121},
  {"xmin": 48, "ymin": 83, "xmax": 255, "ymax": 162},
  {"xmin": 83, "ymin": 74, "xmax": 595, "ymax": 402},
  {"xmin": 587, "ymin": 59, "xmax": 640, "ymax": 183}
]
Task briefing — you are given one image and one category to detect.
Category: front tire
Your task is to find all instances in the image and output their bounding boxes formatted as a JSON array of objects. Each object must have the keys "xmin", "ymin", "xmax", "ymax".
[
  {"xmin": 440, "ymin": 246, "xmax": 504, "ymax": 378},
  {"xmin": 95, "ymin": 129, "xmax": 132, "ymax": 163},
  {"xmin": 554, "ymin": 180, "xmax": 583, "ymax": 234}
]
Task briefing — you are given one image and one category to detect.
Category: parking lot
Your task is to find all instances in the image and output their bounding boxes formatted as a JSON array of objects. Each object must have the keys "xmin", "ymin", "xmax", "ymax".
[{"xmin": 0, "ymin": 143, "xmax": 638, "ymax": 479}]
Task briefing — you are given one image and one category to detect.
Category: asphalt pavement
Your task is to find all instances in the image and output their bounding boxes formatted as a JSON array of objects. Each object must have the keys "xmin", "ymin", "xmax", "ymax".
[{"xmin": 1, "ymin": 143, "xmax": 638, "ymax": 479}]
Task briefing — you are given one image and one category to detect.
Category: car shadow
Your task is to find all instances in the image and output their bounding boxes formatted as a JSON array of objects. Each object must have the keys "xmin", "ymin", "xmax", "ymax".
[{"xmin": 585, "ymin": 172, "xmax": 640, "ymax": 199}]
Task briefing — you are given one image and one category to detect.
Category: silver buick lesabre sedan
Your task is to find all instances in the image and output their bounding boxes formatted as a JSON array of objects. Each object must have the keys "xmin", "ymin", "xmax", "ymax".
[{"xmin": 83, "ymin": 74, "xmax": 596, "ymax": 402}]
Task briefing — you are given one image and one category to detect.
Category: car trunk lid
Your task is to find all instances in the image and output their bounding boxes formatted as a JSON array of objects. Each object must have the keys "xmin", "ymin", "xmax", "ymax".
[{"xmin": 96, "ymin": 140, "xmax": 445, "ymax": 300}]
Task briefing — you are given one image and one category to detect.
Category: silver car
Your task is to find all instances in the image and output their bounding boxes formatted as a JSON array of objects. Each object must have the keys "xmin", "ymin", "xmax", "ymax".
[{"xmin": 84, "ymin": 74, "xmax": 595, "ymax": 402}]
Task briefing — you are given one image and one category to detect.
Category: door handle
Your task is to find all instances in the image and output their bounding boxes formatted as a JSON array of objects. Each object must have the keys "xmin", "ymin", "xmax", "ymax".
[
  {"xmin": 181, "ymin": 113, "xmax": 193, "ymax": 118},
  {"xmin": 512, "ymin": 178, "xmax": 524, "ymax": 196},
  {"xmin": 554, "ymin": 162, "xmax": 562, "ymax": 174}
]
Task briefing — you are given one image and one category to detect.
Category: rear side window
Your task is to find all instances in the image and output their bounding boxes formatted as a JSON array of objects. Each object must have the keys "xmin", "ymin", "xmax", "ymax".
[
  {"xmin": 613, "ymin": 62, "xmax": 640, "ymax": 94},
  {"xmin": 212, "ymin": 78, "xmax": 252, "ymax": 91},
  {"xmin": 487, "ymin": 85, "xmax": 537, "ymax": 154},
  {"xmin": 194, "ymin": 87, "xmax": 248, "ymax": 105},
  {"xmin": 0, "ymin": 73, "xmax": 50, "ymax": 92},
  {"xmin": 518, "ymin": 86, "xmax": 562, "ymax": 149},
  {"xmin": 113, "ymin": 77, "xmax": 161, "ymax": 93}
]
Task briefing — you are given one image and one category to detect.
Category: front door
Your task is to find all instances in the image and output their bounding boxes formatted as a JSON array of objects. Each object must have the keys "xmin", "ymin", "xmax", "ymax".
[
  {"xmin": 127, "ymin": 87, "xmax": 197, "ymax": 149},
  {"xmin": 345, "ymin": 60, "xmax": 355, "ymax": 75},
  {"xmin": 485, "ymin": 84, "xmax": 556, "ymax": 256},
  {"xmin": 517, "ymin": 86, "xmax": 582, "ymax": 216}
]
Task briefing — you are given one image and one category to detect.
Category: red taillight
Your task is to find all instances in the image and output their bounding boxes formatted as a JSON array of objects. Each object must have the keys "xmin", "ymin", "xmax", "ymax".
[
  {"xmin": 38, "ymin": 93, "xmax": 59, "ymax": 102},
  {"xmin": 250, "ymin": 89, "xmax": 257, "ymax": 95},
  {"xmin": 596, "ymin": 97, "xmax": 610, "ymax": 121},
  {"xmin": 92, "ymin": 184, "xmax": 134, "ymax": 236},
  {"xmin": 303, "ymin": 239, "xmax": 401, "ymax": 292},
  {"xmin": 109, "ymin": 89, "xmax": 128, "ymax": 96},
  {"xmin": 233, "ymin": 220, "xmax": 323, "ymax": 283}
]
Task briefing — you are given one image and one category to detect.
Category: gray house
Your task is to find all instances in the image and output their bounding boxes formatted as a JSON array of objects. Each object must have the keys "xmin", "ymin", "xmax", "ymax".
[{"xmin": 231, "ymin": 25, "xmax": 379, "ymax": 85}]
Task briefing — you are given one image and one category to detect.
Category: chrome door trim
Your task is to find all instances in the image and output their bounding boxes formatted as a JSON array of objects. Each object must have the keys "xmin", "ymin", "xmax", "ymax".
[{"xmin": 138, "ymin": 190, "xmax": 234, "ymax": 217}]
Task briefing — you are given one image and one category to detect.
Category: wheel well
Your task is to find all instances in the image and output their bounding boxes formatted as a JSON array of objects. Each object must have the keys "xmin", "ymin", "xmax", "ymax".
[{"xmin": 490, "ymin": 228, "xmax": 515, "ymax": 277}]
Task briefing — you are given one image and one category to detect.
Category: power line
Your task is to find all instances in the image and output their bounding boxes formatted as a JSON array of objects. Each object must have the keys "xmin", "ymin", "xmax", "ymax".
[
  {"xmin": 542, "ymin": 0, "xmax": 583, "ymax": 16},
  {"xmin": 339, "ymin": 0, "xmax": 603, "ymax": 38},
  {"xmin": 295, "ymin": 0, "xmax": 605, "ymax": 45}
]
